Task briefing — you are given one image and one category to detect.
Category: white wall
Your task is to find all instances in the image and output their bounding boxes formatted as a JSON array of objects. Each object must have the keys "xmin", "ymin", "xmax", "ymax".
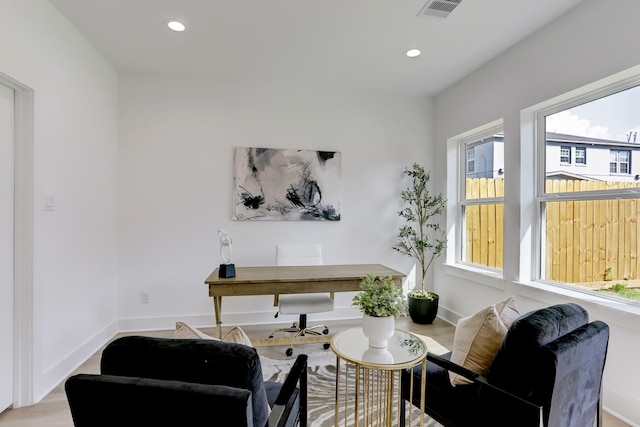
[
  {"xmin": 0, "ymin": 0, "xmax": 119, "ymax": 404},
  {"xmin": 8, "ymin": 0, "xmax": 635, "ymax": 420},
  {"xmin": 116, "ymin": 75, "xmax": 432, "ymax": 330},
  {"xmin": 432, "ymin": 0, "xmax": 640, "ymax": 424},
  {"xmin": 2, "ymin": 0, "xmax": 431, "ymax": 407}
]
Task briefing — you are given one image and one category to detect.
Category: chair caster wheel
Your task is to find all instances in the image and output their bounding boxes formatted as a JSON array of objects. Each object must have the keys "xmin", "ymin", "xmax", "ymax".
[
  {"xmin": 322, "ymin": 328, "xmax": 329, "ymax": 335},
  {"xmin": 323, "ymin": 343, "xmax": 330, "ymax": 350},
  {"xmin": 286, "ymin": 348, "xmax": 293, "ymax": 357}
]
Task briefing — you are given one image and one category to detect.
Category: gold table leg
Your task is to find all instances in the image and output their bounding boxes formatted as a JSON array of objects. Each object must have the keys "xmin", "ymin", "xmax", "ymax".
[
  {"xmin": 333, "ymin": 357, "xmax": 426, "ymax": 426},
  {"xmin": 335, "ymin": 356, "xmax": 340, "ymax": 427}
]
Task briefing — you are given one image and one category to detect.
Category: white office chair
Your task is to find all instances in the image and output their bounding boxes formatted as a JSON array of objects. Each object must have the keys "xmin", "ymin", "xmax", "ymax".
[{"xmin": 268, "ymin": 244, "xmax": 334, "ymax": 356}]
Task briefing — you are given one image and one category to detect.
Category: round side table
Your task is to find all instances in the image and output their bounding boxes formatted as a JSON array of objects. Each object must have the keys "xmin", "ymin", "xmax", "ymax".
[{"xmin": 330, "ymin": 327, "xmax": 427, "ymax": 427}]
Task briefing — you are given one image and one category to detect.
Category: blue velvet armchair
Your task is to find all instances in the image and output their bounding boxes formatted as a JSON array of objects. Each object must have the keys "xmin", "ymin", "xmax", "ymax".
[
  {"xmin": 401, "ymin": 303, "xmax": 609, "ymax": 427},
  {"xmin": 65, "ymin": 336, "xmax": 307, "ymax": 427}
]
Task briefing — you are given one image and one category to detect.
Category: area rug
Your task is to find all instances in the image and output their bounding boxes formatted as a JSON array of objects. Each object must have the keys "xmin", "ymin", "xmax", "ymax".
[{"xmin": 260, "ymin": 335, "xmax": 446, "ymax": 427}]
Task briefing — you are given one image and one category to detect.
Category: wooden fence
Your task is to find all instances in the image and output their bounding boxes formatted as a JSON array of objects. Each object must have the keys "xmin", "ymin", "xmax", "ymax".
[
  {"xmin": 465, "ymin": 178, "xmax": 504, "ymax": 270},
  {"xmin": 465, "ymin": 178, "xmax": 640, "ymax": 283}
]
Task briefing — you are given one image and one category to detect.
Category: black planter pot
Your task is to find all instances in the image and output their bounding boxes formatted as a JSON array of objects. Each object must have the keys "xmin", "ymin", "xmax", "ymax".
[{"xmin": 407, "ymin": 294, "xmax": 439, "ymax": 324}]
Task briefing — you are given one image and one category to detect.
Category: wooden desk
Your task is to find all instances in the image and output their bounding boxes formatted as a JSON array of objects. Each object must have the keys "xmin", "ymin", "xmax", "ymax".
[{"xmin": 205, "ymin": 264, "xmax": 405, "ymax": 344}]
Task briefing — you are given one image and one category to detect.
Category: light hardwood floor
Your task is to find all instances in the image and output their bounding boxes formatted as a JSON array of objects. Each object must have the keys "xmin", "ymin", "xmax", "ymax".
[{"xmin": 0, "ymin": 317, "xmax": 629, "ymax": 427}]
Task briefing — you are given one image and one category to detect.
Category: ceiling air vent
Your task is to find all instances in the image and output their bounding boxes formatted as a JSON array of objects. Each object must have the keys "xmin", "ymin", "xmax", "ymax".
[{"xmin": 417, "ymin": 0, "xmax": 462, "ymax": 18}]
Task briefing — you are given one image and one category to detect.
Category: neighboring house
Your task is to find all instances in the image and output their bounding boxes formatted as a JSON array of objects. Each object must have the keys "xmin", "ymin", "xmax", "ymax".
[
  {"xmin": 465, "ymin": 134, "xmax": 504, "ymax": 179},
  {"xmin": 546, "ymin": 132, "xmax": 640, "ymax": 182},
  {"xmin": 467, "ymin": 132, "xmax": 640, "ymax": 182}
]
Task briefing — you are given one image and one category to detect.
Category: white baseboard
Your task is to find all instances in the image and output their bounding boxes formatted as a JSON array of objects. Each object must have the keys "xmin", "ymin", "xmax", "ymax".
[
  {"xmin": 35, "ymin": 320, "xmax": 119, "ymax": 404},
  {"xmin": 603, "ymin": 386, "xmax": 640, "ymax": 427},
  {"xmin": 117, "ymin": 306, "xmax": 361, "ymax": 333},
  {"xmin": 434, "ymin": 304, "xmax": 460, "ymax": 326}
]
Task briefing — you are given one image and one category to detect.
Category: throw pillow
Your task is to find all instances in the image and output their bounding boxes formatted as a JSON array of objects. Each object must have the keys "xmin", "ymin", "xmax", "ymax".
[
  {"xmin": 175, "ymin": 321, "xmax": 218, "ymax": 340},
  {"xmin": 222, "ymin": 326, "xmax": 254, "ymax": 347},
  {"xmin": 174, "ymin": 322, "xmax": 267, "ymax": 418},
  {"xmin": 495, "ymin": 296, "xmax": 520, "ymax": 329},
  {"xmin": 174, "ymin": 322, "xmax": 253, "ymax": 347},
  {"xmin": 449, "ymin": 304, "xmax": 509, "ymax": 385}
]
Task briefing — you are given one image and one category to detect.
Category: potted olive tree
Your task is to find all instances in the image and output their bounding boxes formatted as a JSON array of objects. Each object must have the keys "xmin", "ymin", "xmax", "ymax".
[
  {"xmin": 393, "ymin": 163, "xmax": 446, "ymax": 324},
  {"xmin": 352, "ymin": 273, "xmax": 407, "ymax": 348}
]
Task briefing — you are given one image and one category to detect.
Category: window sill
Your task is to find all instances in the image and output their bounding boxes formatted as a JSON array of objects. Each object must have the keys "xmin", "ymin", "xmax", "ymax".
[
  {"xmin": 515, "ymin": 280, "xmax": 640, "ymax": 330},
  {"xmin": 443, "ymin": 264, "xmax": 640, "ymax": 328},
  {"xmin": 443, "ymin": 263, "xmax": 505, "ymax": 290}
]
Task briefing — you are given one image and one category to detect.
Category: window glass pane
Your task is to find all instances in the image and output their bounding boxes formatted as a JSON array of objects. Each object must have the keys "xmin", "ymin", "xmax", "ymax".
[
  {"xmin": 463, "ymin": 203, "xmax": 503, "ymax": 270},
  {"xmin": 539, "ymin": 81, "xmax": 640, "ymax": 302},
  {"xmin": 620, "ymin": 150, "xmax": 630, "ymax": 161},
  {"xmin": 543, "ymin": 198, "xmax": 640, "ymax": 301},
  {"xmin": 610, "ymin": 161, "xmax": 617, "ymax": 174},
  {"xmin": 621, "ymin": 161, "xmax": 629, "ymax": 174},
  {"xmin": 467, "ymin": 160, "xmax": 474, "ymax": 173},
  {"xmin": 545, "ymin": 85, "xmax": 640, "ymax": 192},
  {"xmin": 461, "ymin": 132, "xmax": 504, "ymax": 271},
  {"xmin": 467, "ymin": 147, "xmax": 475, "ymax": 160},
  {"xmin": 464, "ymin": 134, "xmax": 504, "ymax": 198}
]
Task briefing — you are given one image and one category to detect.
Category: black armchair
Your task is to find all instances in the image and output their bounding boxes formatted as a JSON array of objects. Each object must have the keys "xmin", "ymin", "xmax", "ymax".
[
  {"xmin": 401, "ymin": 303, "xmax": 609, "ymax": 427},
  {"xmin": 65, "ymin": 336, "xmax": 307, "ymax": 427}
]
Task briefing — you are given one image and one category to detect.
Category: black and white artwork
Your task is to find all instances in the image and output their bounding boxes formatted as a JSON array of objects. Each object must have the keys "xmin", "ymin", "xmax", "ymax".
[{"xmin": 233, "ymin": 147, "xmax": 342, "ymax": 221}]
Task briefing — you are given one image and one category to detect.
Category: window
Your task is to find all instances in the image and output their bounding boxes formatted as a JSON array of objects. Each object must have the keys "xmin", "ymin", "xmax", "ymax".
[
  {"xmin": 467, "ymin": 147, "xmax": 475, "ymax": 174},
  {"xmin": 456, "ymin": 123, "xmax": 504, "ymax": 272},
  {"xmin": 535, "ymin": 79, "xmax": 640, "ymax": 303},
  {"xmin": 610, "ymin": 149, "xmax": 630, "ymax": 174}
]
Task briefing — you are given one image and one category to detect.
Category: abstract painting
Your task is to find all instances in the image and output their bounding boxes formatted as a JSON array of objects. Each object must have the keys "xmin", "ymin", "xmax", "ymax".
[{"xmin": 233, "ymin": 147, "xmax": 341, "ymax": 221}]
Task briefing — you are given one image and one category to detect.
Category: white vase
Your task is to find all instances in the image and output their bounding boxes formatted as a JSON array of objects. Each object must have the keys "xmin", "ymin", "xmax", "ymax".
[
  {"xmin": 362, "ymin": 347, "xmax": 395, "ymax": 364},
  {"xmin": 362, "ymin": 314, "xmax": 395, "ymax": 348}
]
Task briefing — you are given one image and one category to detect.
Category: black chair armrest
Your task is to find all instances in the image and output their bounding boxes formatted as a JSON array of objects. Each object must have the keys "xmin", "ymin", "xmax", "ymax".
[
  {"xmin": 269, "ymin": 354, "xmax": 308, "ymax": 427},
  {"xmin": 426, "ymin": 353, "xmax": 542, "ymax": 427},
  {"xmin": 474, "ymin": 375, "xmax": 543, "ymax": 427},
  {"xmin": 427, "ymin": 352, "xmax": 479, "ymax": 381}
]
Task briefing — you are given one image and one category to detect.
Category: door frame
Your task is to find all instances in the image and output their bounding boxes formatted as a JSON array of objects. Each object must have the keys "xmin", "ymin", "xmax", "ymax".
[{"xmin": 0, "ymin": 72, "xmax": 34, "ymax": 408}]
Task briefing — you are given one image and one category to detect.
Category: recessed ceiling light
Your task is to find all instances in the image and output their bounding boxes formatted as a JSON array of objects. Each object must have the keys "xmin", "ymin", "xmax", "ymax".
[
  {"xmin": 406, "ymin": 49, "xmax": 421, "ymax": 58},
  {"xmin": 166, "ymin": 20, "xmax": 186, "ymax": 32}
]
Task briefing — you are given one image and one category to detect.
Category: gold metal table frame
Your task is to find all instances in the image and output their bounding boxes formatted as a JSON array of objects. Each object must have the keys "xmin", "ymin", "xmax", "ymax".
[{"xmin": 331, "ymin": 328, "xmax": 427, "ymax": 427}]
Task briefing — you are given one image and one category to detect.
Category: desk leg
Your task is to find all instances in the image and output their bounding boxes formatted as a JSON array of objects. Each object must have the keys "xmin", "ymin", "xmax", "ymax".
[{"xmin": 213, "ymin": 296, "xmax": 222, "ymax": 339}]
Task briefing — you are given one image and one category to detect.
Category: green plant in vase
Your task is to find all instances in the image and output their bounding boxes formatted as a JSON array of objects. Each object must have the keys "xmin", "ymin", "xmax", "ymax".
[
  {"xmin": 352, "ymin": 273, "xmax": 407, "ymax": 347},
  {"xmin": 352, "ymin": 273, "xmax": 407, "ymax": 317}
]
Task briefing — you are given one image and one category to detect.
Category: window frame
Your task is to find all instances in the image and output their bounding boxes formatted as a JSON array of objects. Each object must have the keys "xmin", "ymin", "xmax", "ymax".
[
  {"xmin": 610, "ymin": 149, "xmax": 631, "ymax": 175},
  {"xmin": 560, "ymin": 146, "xmax": 571, "ymax": 164},
  {"xmin": 575, "ymin": 147, "xmax": 586, "ymax": 165},
  {"xmin": 529, "ymin": 71, "xmax": 640, "ymax": 306},
  {"xmin": 466, "ymin": 147, "xmax": 475, "ymax": 175},
  {"xmin": 453, "ymin": 120, "xmax": 505, "ymax": 275}
]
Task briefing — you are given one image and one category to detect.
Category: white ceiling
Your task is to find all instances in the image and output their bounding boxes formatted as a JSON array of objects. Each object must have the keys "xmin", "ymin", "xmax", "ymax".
[{"xmin": 49, "ymin": 0, "xmax": 585, "ymax": 96}]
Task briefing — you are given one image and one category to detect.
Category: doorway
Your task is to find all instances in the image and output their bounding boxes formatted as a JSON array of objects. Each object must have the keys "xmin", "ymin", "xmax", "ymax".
[
  {"xmin": 0, "ymin": 82, "xmax": 14, "ymax": 413},
  {"xmin": 0, "ymin": 72, "xmax": 34, "ymax": 409}
]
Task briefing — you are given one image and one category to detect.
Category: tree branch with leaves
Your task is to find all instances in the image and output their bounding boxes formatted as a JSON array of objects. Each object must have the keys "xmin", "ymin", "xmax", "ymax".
[{"xmin": 393, "ymin": 163, "xmax": 446, "ymax": 296}]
